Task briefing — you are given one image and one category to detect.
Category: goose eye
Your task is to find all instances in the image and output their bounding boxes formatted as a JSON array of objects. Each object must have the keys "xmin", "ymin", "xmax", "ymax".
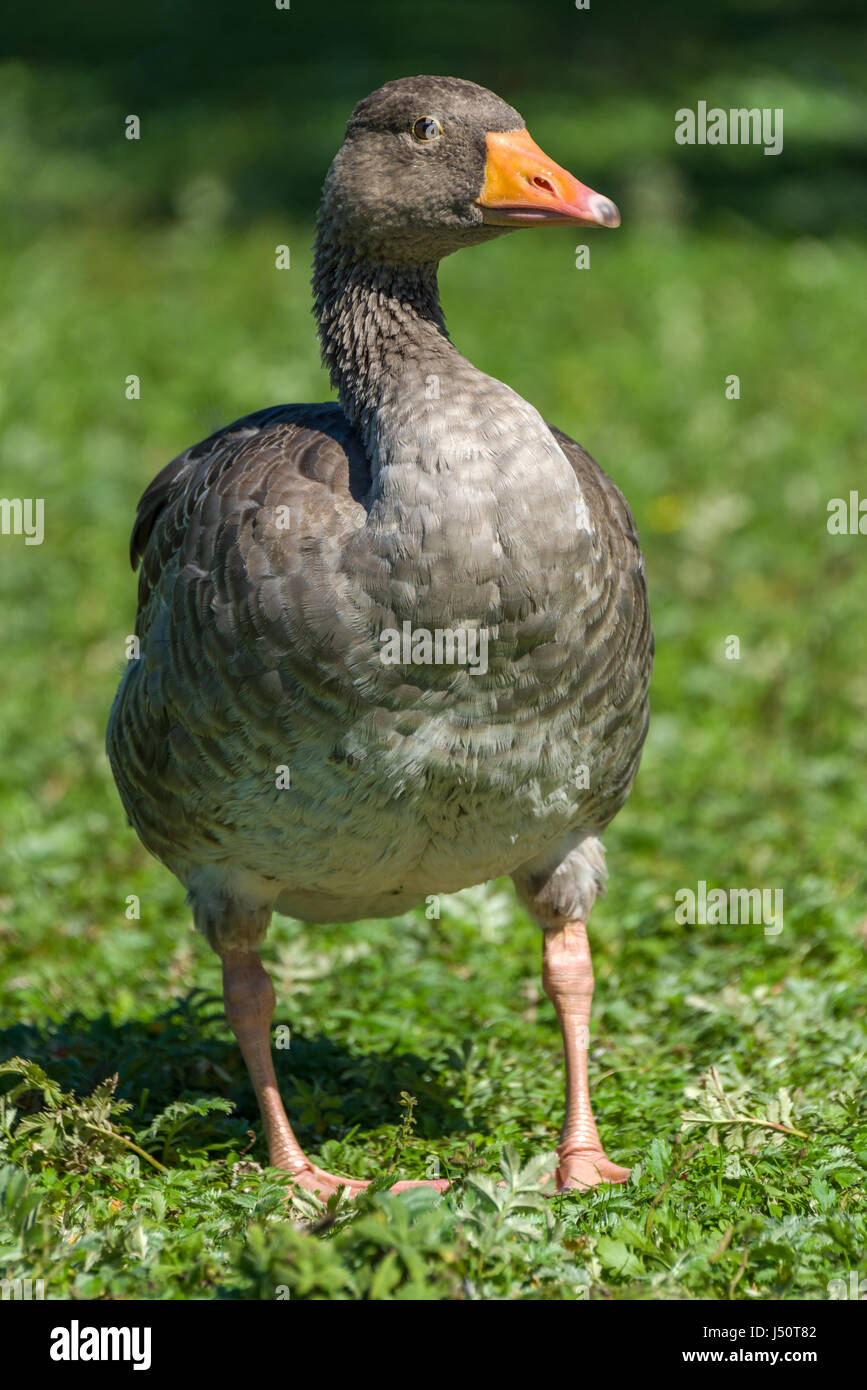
[{"xmin": 412, "ymin": 116, "xmax": 442, "ymax": 142}]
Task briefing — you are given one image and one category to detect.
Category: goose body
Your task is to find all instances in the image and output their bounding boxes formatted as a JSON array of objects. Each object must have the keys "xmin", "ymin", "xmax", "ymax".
[{"xmin": 107, "ymin": 76, "xmax": 653, "ymax": 1195}]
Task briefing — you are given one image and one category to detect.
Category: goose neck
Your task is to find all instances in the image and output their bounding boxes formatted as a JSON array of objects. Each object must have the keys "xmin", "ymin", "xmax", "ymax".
[{"xmin": 313, "ymin": 234, "xmax": 465, "ymax": 448}]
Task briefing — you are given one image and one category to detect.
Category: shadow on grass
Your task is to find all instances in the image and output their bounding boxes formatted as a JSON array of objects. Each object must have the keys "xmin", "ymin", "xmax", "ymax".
[{"xmin": 0, "ymin": 991, "xmax": 468, "ymax": 1161}]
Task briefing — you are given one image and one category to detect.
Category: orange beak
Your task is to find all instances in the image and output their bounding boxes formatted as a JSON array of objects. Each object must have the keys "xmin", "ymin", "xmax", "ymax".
[{"xmin": 477, "ymin": 129, "xmax": 620, "ymax": 229}]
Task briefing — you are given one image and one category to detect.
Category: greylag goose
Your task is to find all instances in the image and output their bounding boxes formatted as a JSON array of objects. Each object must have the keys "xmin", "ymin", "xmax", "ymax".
[{"xmin": 107, "ymin": 76, "xmax": 653, "ymax": 1198}]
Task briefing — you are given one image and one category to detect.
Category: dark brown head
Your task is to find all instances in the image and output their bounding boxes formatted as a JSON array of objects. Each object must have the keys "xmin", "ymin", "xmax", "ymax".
[{"xmin": 317, "ymin": 75, "xmax": 620, "ymax": 265}]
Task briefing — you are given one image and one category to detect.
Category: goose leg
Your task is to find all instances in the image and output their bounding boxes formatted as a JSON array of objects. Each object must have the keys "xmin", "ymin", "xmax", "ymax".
[
  {"xmin": 221, "ymin": 949, "xmax": 447, "ymax": 1200},
  {"xmin": 542, "ymin": 920, "xmax": 630, "ymax": 1191}
]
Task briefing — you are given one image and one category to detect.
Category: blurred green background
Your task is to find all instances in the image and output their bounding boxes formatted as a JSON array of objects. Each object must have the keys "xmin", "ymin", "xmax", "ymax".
[{"xmin": 0, "ymin": 0, "xmax": 865, "ymax": 1300}]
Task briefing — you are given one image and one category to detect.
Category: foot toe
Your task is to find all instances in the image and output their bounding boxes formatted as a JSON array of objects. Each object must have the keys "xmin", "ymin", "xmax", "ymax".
[
  {"xmin": 286, "ymin": 1168, "xmax": 450, "ymax": 1201},
  {"xmin": 286, "ymin": 1166, "xmax": 370, "ymax": 1200},
  {"xmin": 389, "ymin": 1177, "xmax": 449, "ymax": 1194},
  {"xmin": 555, "ymin": 1150, "xmax": 630, "ymax": 1192}
]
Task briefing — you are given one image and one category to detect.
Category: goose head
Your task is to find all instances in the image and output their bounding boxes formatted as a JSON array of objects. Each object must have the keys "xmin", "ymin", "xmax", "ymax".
[{"xmin": 317, "ymin": 74, "xmax": 620, "ymax": 266}]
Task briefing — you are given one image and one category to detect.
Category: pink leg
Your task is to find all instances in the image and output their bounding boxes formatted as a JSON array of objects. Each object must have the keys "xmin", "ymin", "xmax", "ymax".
[
  {"xmin": 222, "ymin": 950, "xmax": 447, "ymax": 1201},
  {"xmin": 542, "ymin": 921, "xmax": 629, "ymax": 1191}
]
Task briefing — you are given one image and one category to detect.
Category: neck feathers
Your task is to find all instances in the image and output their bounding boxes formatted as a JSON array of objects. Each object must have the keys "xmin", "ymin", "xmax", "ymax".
[{"xmin": 313, "ymin": 229, "xmax": 457, "ymax": 443}]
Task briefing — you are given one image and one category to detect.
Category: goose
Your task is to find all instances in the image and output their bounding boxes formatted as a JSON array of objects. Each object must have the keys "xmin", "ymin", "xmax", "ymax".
[{"xmin": 107, "ymin": 75, "xmax": 653, "ymax": 1198}]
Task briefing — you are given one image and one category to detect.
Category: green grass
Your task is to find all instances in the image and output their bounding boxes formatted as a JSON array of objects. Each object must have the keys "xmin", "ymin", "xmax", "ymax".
[{"xmin": 1, "ymin": 206, "xmax": 865, "ymax": 1298}]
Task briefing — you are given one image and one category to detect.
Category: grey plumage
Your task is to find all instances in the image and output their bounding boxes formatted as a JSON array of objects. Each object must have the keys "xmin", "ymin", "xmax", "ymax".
[{"xmin": 107, "ymin": 75, "xmax": 653, "ymax": 955}]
